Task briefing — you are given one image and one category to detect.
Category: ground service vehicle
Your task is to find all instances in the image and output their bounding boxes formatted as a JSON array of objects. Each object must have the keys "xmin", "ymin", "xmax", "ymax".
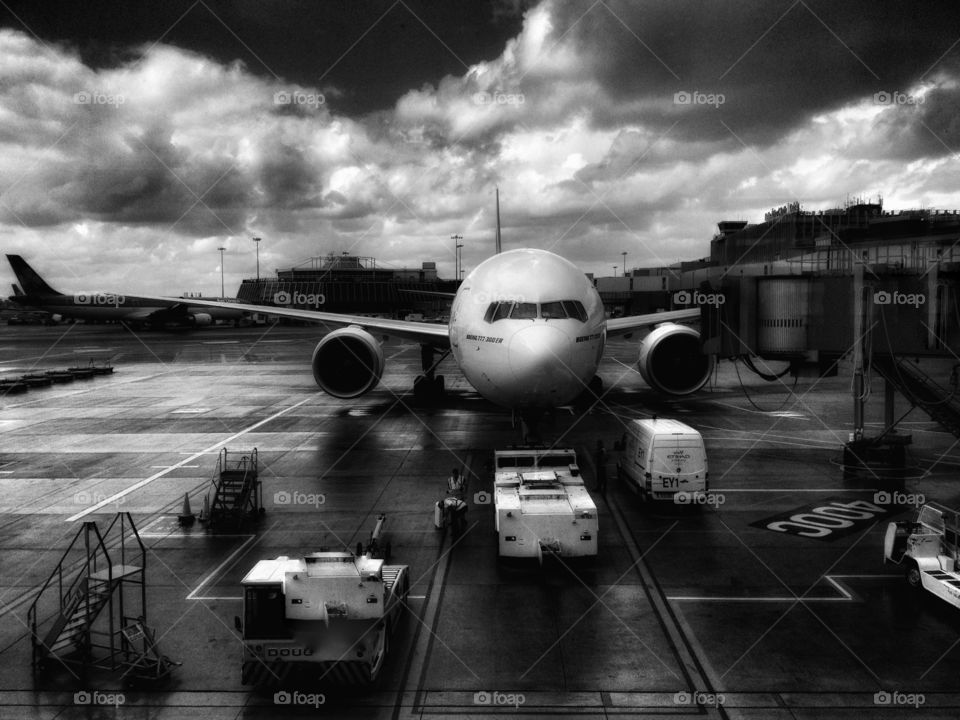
[
  {"xmin": 493, "ymin": 447, "xmax": 597, "ymax": 560},
  {"xmin": 884, "ymin": 502, "xmax": 960, "ymax": 608},
  {"xmin": 239, "ymin": 548, "xmax": 409, "ymax": 686},
  {"xmin": 616, "ymin": 418, "xmax": 708, "ymax": 503}
]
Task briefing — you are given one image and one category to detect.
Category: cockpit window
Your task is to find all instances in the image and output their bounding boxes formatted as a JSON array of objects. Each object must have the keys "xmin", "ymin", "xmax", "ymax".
[
  {"xmin": 492, "ymin": 302, "xmax": 513, "ymax": 321},
  {"xmin": 540, "ymin": 301, "xmax": 565, "ymax": 319},
  {"xmin": 484, "ymin": 299, "xmax": 590, "ymax": 323},
  {"xmin": 562, "ymin": 300, "xmax": 588, "ymax": 322},
  {"xmin": 510, "ymin": 303, "xmax": 538, "ymax": 319}
]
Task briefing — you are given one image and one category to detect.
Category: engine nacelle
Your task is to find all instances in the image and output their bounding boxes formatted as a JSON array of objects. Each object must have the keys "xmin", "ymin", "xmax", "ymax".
[
  {"xmin": 311, "ymin": 326, "xmax": 385, "ymax": 398},
  {"xmin": 189, "ymin": 313, "xmax": 213, "ymax": 327},
  {"xmin": 638, "ymin": 323, "xmax": 712, "ymax": 395}
]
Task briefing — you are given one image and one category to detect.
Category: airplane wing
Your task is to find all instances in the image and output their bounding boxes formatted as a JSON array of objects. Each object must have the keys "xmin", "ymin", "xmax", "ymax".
[
  {"xmin": 397, "ymin": 288, "xmax": 457, "ymax": 299},
  {"xmin": 145, "ymin": 296, "xmax": 452, "ymax": 347},
  {"xmin": 605, "ymin": 308, "xmax": 700, "ymax": 337}
]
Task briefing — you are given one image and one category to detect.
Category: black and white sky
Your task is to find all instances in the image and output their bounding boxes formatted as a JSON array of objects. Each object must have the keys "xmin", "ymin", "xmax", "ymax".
[{"xmin": 1, "ymin": 0, "xmax": 959, "ymax": 295}]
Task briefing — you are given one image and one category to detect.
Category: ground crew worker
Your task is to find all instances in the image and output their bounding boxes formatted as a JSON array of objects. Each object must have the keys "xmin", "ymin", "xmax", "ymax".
[
  {"xmin": 442, "ymin": 468, "xmax": 467, "ymax": 536},
  {"xmin": 595, "ymin": 440, "xmax": 607, "ymax": 494},
  {"xmin": 447, "ymin": 468, "xmax": 465, "ymax": 499}
]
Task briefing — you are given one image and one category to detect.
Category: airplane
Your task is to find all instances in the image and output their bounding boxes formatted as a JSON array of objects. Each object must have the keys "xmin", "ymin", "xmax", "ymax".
[
  {"xmin": 175, "ymin": 245, "xmax": 709, "ymax": 435},
  {"xmin": 5, "ymin": 254, "xmax": 250, "ymax": 329}
]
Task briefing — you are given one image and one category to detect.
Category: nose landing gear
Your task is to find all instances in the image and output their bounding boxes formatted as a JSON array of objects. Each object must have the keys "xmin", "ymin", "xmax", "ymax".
[{"xmin": 413, "ymin": 345, "xmax": 449, "ymax": 402}]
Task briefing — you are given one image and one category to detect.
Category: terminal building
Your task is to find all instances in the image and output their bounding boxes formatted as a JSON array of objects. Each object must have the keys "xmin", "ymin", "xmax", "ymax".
[
  {"xmin": 236, "ymin": 253, "xmax": 459, "ymax": 319},
  {"xmin": 595, "ymin": 197, "xmax": 960, "ymax": 462}
]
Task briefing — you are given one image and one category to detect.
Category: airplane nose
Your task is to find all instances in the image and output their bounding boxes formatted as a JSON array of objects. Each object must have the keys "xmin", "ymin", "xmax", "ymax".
[{"xmin": 508, "ymin": 324, "xmax": 573, "ymax": 386}]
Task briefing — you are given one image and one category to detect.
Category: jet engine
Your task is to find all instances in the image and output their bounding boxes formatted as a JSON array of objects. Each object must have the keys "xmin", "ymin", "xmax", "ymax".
[
  {"xmin": 637, "ymin": 323, "xmax": 712, "ymax": 395},
  {"xmin": 311, "ymin": 326, "xmax": 385, "ymax": 398},
  {"xmin": 189, "ymin": 313, "xmax": 213, "ymax": 327}
]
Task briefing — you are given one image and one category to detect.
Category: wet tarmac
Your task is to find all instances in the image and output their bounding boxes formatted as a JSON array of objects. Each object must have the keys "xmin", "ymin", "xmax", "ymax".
[{"xmin": 1, "ymin": 322, "xmax": 960, "ymax": 718}]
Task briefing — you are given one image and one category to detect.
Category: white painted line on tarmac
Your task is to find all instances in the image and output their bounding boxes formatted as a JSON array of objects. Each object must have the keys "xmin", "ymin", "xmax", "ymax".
[
  {"xmin": 203, "ymin": 340, "xmax": 239, "ymax": 344},
  {"xmin": 66, "ymin": 397, "xmax": 313, "ymax": 522},
  {"xmin": 711, "ymin": 488, "xmax": 879, "ymax": 493},
  {"xmin": 149, "ymin": 465, "xmax": 199, "ymax": 468},
  {"xmin": 668, "ymin": 574, "xmax": 892, "ymax": 602},
  {"xmin": 187, "ymin": 533, "xmax": 260, "ymax": 601}
]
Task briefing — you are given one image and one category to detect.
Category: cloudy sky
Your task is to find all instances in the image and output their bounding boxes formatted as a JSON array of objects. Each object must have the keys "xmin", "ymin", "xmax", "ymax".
[{"xmin": 1, "ymin": 0, "xmax": 959, "ymax": 297}]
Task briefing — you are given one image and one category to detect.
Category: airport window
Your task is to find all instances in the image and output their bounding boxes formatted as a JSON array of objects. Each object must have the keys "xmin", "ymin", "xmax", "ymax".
[
  {"xmin": 244, "ymin": 585, "xmax": 290, "ymax": 639},
  {"xmin": 538, "ymin": 454, "xmax": 575, "ymax": 467},
  {"xmin": 510, "ymin": 302, "xmax": 538, "ymax": 319},
  {"xmin": 497, "ymin": 456, "xmax": 536, "ymax": 468}
]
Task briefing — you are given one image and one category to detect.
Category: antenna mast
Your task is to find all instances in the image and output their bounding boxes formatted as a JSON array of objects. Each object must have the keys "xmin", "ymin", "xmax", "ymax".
[{"xmin": 495, "ymin": 187, "xmax": 502, "ymax": 255}]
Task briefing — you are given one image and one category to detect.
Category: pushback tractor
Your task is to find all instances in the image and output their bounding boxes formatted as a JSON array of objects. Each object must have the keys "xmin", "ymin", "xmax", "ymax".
[
  {"xmin": 238, "ymin": 520, "xmax": 408, "ymax": 687},
  {"xmin": 493, "ymin": 447, "xmax": 597, "ymax": 560},
  {"xmin": 884, "ymin": 501, "xmax": 960, "ymax": 608}
]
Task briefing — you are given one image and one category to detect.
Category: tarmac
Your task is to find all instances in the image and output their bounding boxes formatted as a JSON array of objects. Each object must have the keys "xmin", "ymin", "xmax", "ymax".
[{"xmin": 1, "ymin": 322, "xmax": 960, "ymax": 719}]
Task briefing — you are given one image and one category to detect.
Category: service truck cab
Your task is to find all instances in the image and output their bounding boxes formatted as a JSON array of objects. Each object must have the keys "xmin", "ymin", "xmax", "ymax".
[
  {"xmin": 494, "ymin": 447, "xmax": 597, "ymax": 560},
  {"xmin": 240, "ymin": 550, "xmax": 408, "ymax": 686},
  {"xmin": 884, "ymin": 502, "xmax": 960, "ymax": 608},
  {"xmin": 616, "ymin": 418, "xmax": 708, "ymax": 503}
]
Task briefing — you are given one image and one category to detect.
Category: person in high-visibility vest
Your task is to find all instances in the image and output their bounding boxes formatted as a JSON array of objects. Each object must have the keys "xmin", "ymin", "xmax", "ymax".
[
  {"xmin": 446, "ymin": 468, "xmax": 465, "ymax": 499},
  {"xmin": 445, "ymin": 468, "xmax": 467, "ymax": 535}
]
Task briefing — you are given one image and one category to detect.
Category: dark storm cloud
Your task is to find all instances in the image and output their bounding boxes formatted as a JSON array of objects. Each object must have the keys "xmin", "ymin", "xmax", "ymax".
[
  {"xmin": 0, "ymin": 0, "xmax": 524, "ymax": 116},
  {"xmin": 543, "ymin": 0, "xmax": 960, "ymax": 146}
]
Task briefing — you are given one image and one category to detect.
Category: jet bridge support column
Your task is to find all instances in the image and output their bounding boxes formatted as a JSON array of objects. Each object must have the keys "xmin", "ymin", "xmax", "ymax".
[{"xmin": 852, "ymin": 256, "xmax": 866, "ymax": 442}]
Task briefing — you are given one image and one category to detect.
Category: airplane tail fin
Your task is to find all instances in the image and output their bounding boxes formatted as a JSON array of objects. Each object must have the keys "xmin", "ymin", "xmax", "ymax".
[
  {"xmin": 6, "ymin": 255, "xmax": 61, "ymax": 296},
  {"xmin": 11, "ymin": 283, "xmax": 24, "ymax": 296},
  {"xmin": 495, "ymin": 186, "xmax": 501, "ymax": 255}
]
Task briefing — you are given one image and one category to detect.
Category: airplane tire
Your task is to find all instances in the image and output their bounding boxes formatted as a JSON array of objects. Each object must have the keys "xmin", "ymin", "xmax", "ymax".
[
  {"xmin": 905, "ymin": 562, "xmax": 922, "ymax": 589},
  {"xmin": 413, "ymin": 375, "xmax": 426, "ymax": 399}
]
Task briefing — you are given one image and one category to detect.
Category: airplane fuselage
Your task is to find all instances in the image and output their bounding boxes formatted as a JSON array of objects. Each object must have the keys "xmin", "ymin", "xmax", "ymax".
[{"xmin": 448, "ymin": 249, "xmax": 606, "ymax": 409}]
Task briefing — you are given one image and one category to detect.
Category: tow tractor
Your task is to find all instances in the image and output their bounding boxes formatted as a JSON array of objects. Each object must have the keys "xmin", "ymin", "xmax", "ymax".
[
  {"xmin": 238, "ymin": 514, "xmax": 409, "ymax": 686},
  {"xmin": 493, "ymin": 447, "xmax": 597, "ymax": 561},
  {"xmin": 884, "ymin": 501, "xmax": 960, "ymax": 607}
]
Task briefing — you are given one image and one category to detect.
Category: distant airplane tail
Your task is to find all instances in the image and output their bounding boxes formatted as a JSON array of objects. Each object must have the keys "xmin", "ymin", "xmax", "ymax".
[
  {"xmin": 11, "ymin": 283, "xmax": 24, "ymax": 296},
  {"xmin": 6, "ymin": 255, "xmax": 61, "ymax": 296}
]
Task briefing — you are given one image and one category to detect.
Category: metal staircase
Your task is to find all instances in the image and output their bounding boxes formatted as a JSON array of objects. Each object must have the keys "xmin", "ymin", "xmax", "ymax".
[
  {"xmin": 204, "ymin": 448, "xmax": 262, "ymax": 527},
  {"xmin": 871, "ymin": 355, "xmax": 960, "ymax": 438},
  {"xmin": 28, "ymin": 513, "xmax": 163, "ymax": 680}
]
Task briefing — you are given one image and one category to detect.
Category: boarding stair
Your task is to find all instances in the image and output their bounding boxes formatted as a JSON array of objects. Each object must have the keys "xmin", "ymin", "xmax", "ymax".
[
  {"xmin": 204, "ymin": 448, "xmax": 262, "ymax": 527},
  {"xmin": 28, "ymin": 513, "xmax": 173, "ymax": 682},
  {"xmin": 871, "ymin": 354, "xmax": 960, "ymax": 438}
]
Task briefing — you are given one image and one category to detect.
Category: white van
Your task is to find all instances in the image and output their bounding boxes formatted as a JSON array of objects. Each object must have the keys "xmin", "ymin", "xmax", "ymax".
[{"xmin": 617, "ymin": 418, "xmax": 708, "ymax": 502}]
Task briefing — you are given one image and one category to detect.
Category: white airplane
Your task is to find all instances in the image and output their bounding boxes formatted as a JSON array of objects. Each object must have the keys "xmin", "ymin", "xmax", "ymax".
[{"xmin": 180, "ymin": 246, "xmax": 709, "ymax": 434}]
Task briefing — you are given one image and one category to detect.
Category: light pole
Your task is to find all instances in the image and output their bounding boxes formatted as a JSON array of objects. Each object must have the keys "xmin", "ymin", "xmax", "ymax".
[
  {"xmin": 218, "ymin": 247, "xmax": 226, "ymax": 299},
  {"xmin": 253, "ymin": 237, "xmax": 261, "ymax": 281},
  {"xmin": 621, "ymin": 251, "xmax": 627, "ymax": 276},
  {"xmin": 451, "ymin": 234, "xmax": 463, "ymax": 280}
]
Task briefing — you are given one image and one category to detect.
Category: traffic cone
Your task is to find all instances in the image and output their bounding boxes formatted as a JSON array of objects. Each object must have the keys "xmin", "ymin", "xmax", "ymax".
[
  {"xmin": 200, "ymin": 493, "xmax": 210, "ymax": 523},
  {"xmin": 178, "ymin": 492, "xmax": 196, "ymax": 527}
]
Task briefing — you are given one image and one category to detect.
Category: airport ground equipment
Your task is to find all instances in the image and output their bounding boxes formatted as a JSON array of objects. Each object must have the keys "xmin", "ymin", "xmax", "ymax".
[
  {"xmin": 203, "ymin": 447, "xmax": 262, "ymax": 527},
  {"xmin": 616, "ymin": 418, "xmax": 708, "ymax": 503},
  {"xmin": 28, "ymin": 513, "xmax": 176, "ymax": 683},
  {"xmin": 238, "ymin": 540, "xmax": 409, "ymax": 686},
  {"xmin": 884, "ymin": 502, "xmax": 960, "ymax": 607},
  {"xmin": 493, "ymin": 447, "xmax": 597, "ymax": 560}
]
